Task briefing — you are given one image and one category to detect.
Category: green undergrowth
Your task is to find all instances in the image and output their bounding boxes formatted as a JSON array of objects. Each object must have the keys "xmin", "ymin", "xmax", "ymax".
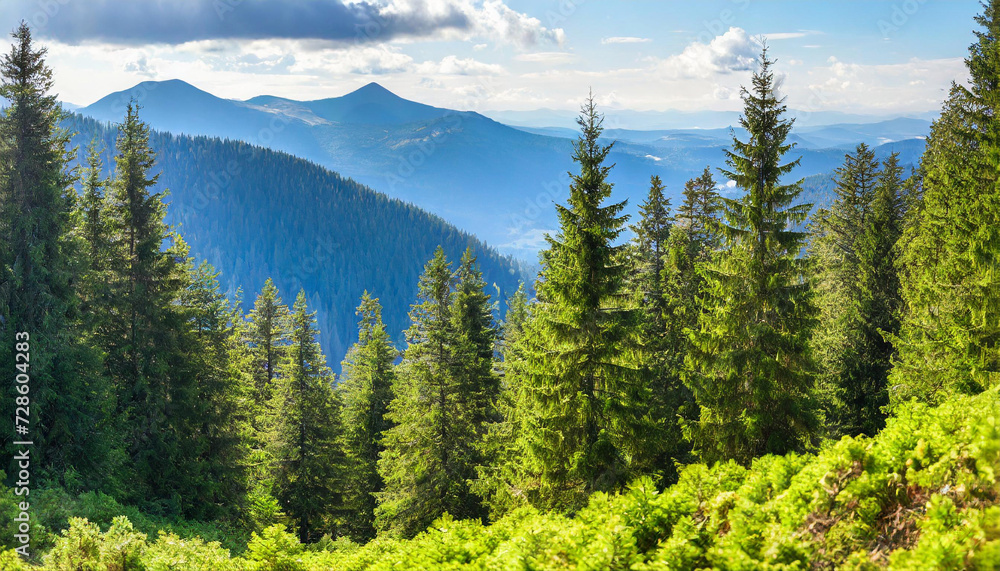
[{"xmin": 2, "ymin": 387, "xmax": 997, "ymax": 570}]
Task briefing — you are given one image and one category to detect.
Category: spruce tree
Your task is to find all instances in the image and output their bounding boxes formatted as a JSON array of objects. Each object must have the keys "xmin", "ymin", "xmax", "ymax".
[
  {"xmin": 247, "ymin": 279, "xmax": 291, "ymax": 414},
  {"xmin": 473, "ymin": 283, "xmax": 531, "ymax": 517},
  {"xmin": 99, "ymin": 101, "xmax": 195, "ymax": 509},
  {"xmin": 176, "ymin": 259, "xmax": 250, "ymax": 519},
  {"xmin": 890, "ymin": 1, "xmax": 1000, "ymax": 404},
  {"xmin": 629, "ymin": 175, "xmax": 691, "ymax": 481},
  {"xmin": 665, "ymin": 167, "xmax": 721, "ymax": 346},
  {"xmin": 809, "ymin": 144, "xmax": 883, "ymax": 435},
  {"xmin": 643, "ymin": 168, "xmax": 723, "ymax": 482},
  {"xmin": 271, "ymin": 290, "xmax": 345, "ymax": 543},
  {"xmin": 376, "ymin": 247, "xmax": 496, "ymax": 537},
  {"xmin": 338, "ymin": 292, "xmax": 397, "ymax": 541},
  {"xmin": 519, "ymin": 95, "xmax": 640, "ymax": 511},
  {"xmin": 0, "ymin": 22, "xmax": 110, "ymax": 488},
  {"xmin": 449, "ymin": 248, "xmax": 500, "ymax": 443},
  {"xmin": 78, "ymin": 141, "xmax": 109, "ymax": 274},
  {"xmin": 239, "ymin": 279, "xmax": 293, "ymax": 529},
  {"xmin": 686, "ymin": 47, "xmax": 819, "ymax": 465},
  {"xmin": 631, "ymin": 175, "xmax": 672, "ymax": 331},
  {"xmin": 848, "ymin": 154, "xmax": 905, "ymax": 436}
]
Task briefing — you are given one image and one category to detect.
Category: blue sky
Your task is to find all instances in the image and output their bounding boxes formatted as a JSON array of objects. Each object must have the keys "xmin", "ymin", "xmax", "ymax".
[{"xmin": 0, "ymin": 0, "xmax": 979, "ymax": 114}]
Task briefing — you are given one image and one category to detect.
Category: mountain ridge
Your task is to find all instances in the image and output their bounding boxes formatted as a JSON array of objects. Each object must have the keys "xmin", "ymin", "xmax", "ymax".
[{"xmin": 78, "ymin": 79, "xmax": 932, "ymax": 257}]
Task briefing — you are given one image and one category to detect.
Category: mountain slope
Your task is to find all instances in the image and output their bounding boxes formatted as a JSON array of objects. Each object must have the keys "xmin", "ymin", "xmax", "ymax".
[
  {"xmin": 64, "ymin": 113, "xmax": 527, "ymax": 368},
  {"xmin": 79, "ymin": 80, "xmax": 931, "ymax": 256}
]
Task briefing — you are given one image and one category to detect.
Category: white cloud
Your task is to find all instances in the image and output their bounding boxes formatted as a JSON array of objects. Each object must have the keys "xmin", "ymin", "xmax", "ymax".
[
  {"xmin": 764, "ymin": 32, "xmax": 809, "ymax": 40},
  {"xmin": 417, "ymin": 55, "xmax": 504, "ymax": 75},
  {"xmin": 465, "ymin": 0, "xmax": 565, "ymax": 47},
  {"xmin": 515, "ymin": 52, "xmax": 576, "ymax": 64},
  {"xmin": 602, "ymin": 36, "xmax": 651, "ymax": 45},
  {"xmin": 122, "ymin": 56, "xmax": 156, "ymax": 78},
  {"xmin": 290, "ymin": 45, "xmax": 413, "ymax": 75},
  {"xmin": 713, "ymin": 85, "xmax": 738, "ymax": 100},
  {"xmin": 656, "ymin": 27, "xmax": 757, "ymax": 79},
  {"xmin": 794, "ymin": 56, "xmax": 967, "ymax": 112}
]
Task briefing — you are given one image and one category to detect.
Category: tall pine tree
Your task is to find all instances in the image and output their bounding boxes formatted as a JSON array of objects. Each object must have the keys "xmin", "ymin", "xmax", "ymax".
[
  {"xmin": 473, "ymin": 283, "xmax": 532, "ymax": 518},
  {"xmin": 890, "ymin": 0, "xmax": 1000, "ymax": 404},
  {"xmin": 629, "ymin": 175, "xmax": 691, "ymax": 481},
  {"xmin": 519, "ymin": 94, "xmax": 641, "ymax": 511},
  {"xmin": 176, "ymin": 259, "xmax": 250, "ymax": 519},
  {"xmin": 687, "ymin": 47, "xmax": 819, "ymax": 465},
  {"xmin": 849, "ymin": 154, "xmax": 905, "ymax": 436},
  {"xmin": 99, "ymin": 102, "xmax": 201, "ymax": 511},
  {"xmin": 271, "ymin": 290, "xmax": 345, "ymax": 542},
  {"xmin": 246, "ymin": 279, "xmax": 291, "ymax": 421},
  {"xmin": 338, "ymin": 292, "xmax": 397, "ymax": 541},
  {"xmin": 809, "ymin": 143, "xmax": 883, "ymax": 435},
  {"xmin": 376, "ymin": 247, "xmax": 497, "ymax": 537},
  {"xmin": 0, "ymin": 22, "xmax": 110, "ymax": 488}
]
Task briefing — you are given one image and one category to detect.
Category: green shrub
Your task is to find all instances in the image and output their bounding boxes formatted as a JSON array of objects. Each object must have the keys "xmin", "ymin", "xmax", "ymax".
[
  {"xmin": 242, "ymin": 525, "xmax": 305, "ymax": 571},
  {"xmin": 10, "ymin": 388, "xmax": 1000, "ymax": 570}
]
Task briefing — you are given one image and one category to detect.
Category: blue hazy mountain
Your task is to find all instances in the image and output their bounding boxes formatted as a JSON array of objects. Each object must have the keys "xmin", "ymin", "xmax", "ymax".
[
  {"xmin": 63, "ymin": 113, "xmax": 527, "ymax": 371},
  {"xmin": 80, "ymin": 80, "xmax": 931, "ymax": 258}
]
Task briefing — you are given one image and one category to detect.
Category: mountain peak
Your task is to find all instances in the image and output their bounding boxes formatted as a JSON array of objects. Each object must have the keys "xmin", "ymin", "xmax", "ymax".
[{"xmin": 348, "ymin": 82, "xmax": 399, "ymax": 99}]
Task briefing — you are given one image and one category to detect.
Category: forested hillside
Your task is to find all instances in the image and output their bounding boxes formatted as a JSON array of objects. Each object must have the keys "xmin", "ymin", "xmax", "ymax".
[
  {"xmin": 62, "ymin": 114, "xmax": 527, "ymax": 366},
  {"xmin": 0, "ymin": 2, "xmax": 998, "ymax": 570},
  {"xmin": 77, "ymin": 77, "xmax": 928, "ymax": 258}
]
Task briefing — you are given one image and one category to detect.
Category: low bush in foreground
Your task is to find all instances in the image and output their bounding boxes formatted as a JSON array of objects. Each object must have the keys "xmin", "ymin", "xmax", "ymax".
[{"xmin": 2, "ymin": 388, "xmax": 997, "ymax": 570}]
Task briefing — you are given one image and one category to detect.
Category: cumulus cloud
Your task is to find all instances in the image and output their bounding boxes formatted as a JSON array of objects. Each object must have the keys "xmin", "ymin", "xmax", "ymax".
[
  {"xmin": 290, "ymin": 44, "xmax": 413, "ymax": 74},
  {"xmin": 799, "ymin": 56, "xmax": 966, "ymax": 109},
  {"xmin": 416, "ymin": 55, "xmax": 504, "ymax": 75},
  {"xmin": 602, "ymin": 36, "xmax": 651, "ymax": 44},
  {"xmin": 3, "ymin": 0, "xmax": 562, "ymax": 48},
  {"xmin": 515, "ymin": 51, "xmax": 575, "ymax": 64},
  {"xmin": 657, "ymin": 27, "xmax": 757, "ymax": 79},
  {"xmin": 122, "ymin": 55, "xmax": 157, "ymax": 77}
]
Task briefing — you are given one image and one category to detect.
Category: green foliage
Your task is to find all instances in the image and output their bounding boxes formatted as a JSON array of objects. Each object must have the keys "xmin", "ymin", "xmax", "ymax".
[
  {"xmin": 518, "ymin": 95, "xmax": 643, "ymax": 511},
  {"xmin": 242, "ymin": 525, "xmax": 306, "ymax": 571},
  {"xmin": 810, "ymin": 147, "xmax": 907, "ymax": 438},
  {"xmin": 376, "ymin": 247, "xmax": 498, "ymax": 537},
  {"xmin": 338, "ymin": 293, "xmax": 397, "ymax": 541},
  {"xmin": 686, "ymin": 46, "xmax": 819, "ymax": 465},
  {"xmin": 473, "ymin": 283, "xmax": 533, "ymax": 518},
  {"xmin": 0, "ymin": 550, "xmax": 28, "ymax": 571},
  {"xmin": 45, "ymin": 517, "xmax": 146, "ymax": 571},
  {"xmin": 0, "ymin": 21, "xmax": 111, "ymax": 491},
  {"xmin": 143, "ymin": 532, "xmax": 235, "ymax": 571},
  {"xmin": 890, "ymin": 0, "xmax": 1000, "ymax": 405},
  {"xmin": 628, "ymin": 175, "xmax": 692, "ymax": 482},
  {"xmin": 271, "ymin": 291, "xmax": 346, "ymax": 543},
  {"xmin": 45, "ymin": 387, "xmax": 982, "ymax": 570}
]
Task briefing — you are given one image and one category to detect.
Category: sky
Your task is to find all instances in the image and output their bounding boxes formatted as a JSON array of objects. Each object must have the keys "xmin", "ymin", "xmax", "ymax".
[{"xmin": 0, "ymin": 0, "xmax": 980, "ymax": 115}]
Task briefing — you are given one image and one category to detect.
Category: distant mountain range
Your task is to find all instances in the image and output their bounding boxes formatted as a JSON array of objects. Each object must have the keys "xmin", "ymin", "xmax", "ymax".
[
  {"xmin": 63, "ymin": 114, "xmax": 527, "ymax": 371},
  {"xmin": 481, "ymin": 107, "xmax": 939, "ymax": 131},
  {"xmin": 77, "ymin": 80, "xmax": 934, "ymax": 258}
]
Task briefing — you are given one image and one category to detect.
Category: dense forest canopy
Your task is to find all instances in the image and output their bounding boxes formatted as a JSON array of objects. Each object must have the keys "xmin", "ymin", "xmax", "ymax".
[{"xmin": 60, "ymin": 113, "xmax": 529, "ymax": 370}]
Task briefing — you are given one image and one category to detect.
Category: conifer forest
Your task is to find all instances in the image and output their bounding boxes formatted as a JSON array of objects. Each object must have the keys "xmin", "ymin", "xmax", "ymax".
[{"xmin": 0, "ymin": 1, "xmax": 997, "ymax": 569}]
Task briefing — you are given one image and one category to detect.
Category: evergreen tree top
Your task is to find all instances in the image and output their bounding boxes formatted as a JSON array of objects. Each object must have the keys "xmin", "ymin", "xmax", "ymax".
[
  {"xmin": 1, "ymin": 22, "xmax": 55, "ymax": 108},
  {"xmin": 718, "ymin": 45, "xmax": 809, "ymax": 249}
]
